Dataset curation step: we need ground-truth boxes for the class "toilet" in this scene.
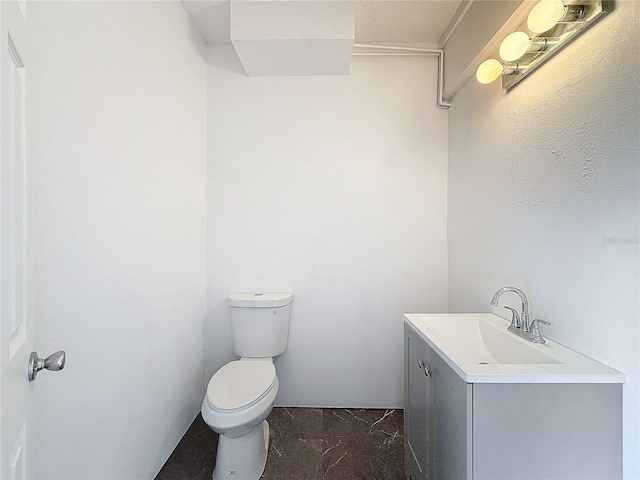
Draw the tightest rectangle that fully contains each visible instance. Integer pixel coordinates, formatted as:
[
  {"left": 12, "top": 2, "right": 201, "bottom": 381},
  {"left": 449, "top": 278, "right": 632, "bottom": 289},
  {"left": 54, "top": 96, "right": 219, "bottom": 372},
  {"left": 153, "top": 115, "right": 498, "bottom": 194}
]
[{"left": 201, "top": 292, "right": 293, "bottom": 480}]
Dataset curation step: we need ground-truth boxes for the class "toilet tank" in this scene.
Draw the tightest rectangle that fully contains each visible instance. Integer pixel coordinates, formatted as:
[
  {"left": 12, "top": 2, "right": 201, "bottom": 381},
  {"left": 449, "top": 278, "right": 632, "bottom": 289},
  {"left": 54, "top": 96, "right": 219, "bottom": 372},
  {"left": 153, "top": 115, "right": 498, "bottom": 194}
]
[{"left": 227, "top": 292, "right": 293, "bottom": 358}]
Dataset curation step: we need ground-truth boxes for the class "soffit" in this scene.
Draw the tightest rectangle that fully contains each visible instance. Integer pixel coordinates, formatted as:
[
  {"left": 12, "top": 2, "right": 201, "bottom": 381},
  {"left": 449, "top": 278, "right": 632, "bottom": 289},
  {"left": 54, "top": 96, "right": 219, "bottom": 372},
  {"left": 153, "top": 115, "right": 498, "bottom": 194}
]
[{"left": 180, "top": 0, "right": 463, "bottom": 46}]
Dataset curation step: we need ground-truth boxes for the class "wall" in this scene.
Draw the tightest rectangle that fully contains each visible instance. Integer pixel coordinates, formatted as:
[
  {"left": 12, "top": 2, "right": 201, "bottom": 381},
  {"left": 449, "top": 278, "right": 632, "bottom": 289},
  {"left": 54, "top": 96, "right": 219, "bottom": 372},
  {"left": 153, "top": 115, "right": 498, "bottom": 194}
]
[
  {"left": 447, "top": 1, "right": 640, "bottom": 477},
  {"left": 32, "top": 2, "right": 207, "bottom": 478},
  {"left": 206, "top": 46, "right": 448, "bottom": 408}
]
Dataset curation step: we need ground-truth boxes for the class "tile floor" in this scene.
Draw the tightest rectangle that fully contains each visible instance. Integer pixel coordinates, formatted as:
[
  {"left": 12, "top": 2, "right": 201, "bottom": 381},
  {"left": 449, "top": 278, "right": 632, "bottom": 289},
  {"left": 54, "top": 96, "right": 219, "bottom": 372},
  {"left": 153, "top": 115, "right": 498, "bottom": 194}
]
[{"left": 156, "top": 407, "right": 405, "bottom": 480}]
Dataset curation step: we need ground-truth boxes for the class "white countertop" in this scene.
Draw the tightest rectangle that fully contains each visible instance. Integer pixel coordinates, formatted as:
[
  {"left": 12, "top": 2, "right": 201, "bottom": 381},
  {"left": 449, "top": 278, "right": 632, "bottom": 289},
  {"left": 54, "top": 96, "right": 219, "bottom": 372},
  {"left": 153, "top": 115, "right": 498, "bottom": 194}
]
[{"left": 405, "top": 313, "right": 624, "bottom": 384}]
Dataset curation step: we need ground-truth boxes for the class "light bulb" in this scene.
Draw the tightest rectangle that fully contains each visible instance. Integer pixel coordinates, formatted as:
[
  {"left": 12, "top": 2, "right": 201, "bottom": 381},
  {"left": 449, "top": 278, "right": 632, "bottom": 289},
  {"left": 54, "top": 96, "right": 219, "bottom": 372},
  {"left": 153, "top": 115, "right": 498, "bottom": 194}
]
[
  {"left": 500, "top": 32, "right": 531, "bottom": 61},
  {"left": 527, "top": 0, "right": 566, "bottom": 33},
  {"left": 476, "top": 59, "right": 504, "bottom": 85}
]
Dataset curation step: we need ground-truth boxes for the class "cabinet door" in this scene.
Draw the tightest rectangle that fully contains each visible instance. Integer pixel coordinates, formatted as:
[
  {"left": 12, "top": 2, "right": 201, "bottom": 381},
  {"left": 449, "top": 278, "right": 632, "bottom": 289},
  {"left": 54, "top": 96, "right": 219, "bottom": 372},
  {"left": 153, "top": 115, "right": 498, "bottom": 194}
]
[
  {"left": 405, "top": 324, "right": 428, "bottom": 480},
  {"left": 428, "top": 346, "right": 472, "bottom": 480}
]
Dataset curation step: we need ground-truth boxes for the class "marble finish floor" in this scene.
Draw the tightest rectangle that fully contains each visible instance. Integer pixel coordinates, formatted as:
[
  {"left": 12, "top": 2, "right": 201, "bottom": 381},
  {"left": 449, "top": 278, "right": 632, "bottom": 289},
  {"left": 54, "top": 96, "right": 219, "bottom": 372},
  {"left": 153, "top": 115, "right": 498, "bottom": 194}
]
[{"left": 156, "top": 407, "right": 405, "bottom": 480}]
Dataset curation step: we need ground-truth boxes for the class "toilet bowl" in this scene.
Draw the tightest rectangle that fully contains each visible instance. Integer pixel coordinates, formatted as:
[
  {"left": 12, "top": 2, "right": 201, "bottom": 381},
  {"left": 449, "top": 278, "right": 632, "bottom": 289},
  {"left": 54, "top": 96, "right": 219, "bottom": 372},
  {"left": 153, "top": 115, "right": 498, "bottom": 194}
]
[
  {"left": 201, "top": 292, "right": 293, "bottom": 480},
  {"left": 202, "top": 359, "right": 278, "bottom": 438},
  {"left": 201, "top": 359, "right": 278, "bottom": 479}
]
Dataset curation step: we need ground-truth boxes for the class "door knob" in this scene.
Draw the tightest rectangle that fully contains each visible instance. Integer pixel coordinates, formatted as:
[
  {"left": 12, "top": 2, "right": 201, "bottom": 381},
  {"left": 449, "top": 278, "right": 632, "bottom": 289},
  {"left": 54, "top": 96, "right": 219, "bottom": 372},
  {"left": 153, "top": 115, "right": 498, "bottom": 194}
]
[{"left": 28, "top": 350, "right": 66, "bottom": 381}]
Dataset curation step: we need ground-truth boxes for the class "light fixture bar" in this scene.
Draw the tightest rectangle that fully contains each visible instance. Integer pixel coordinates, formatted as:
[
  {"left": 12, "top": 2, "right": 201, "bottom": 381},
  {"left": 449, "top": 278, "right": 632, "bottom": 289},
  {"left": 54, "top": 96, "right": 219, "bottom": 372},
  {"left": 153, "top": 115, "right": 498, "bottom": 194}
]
[
  {"left": 499, "top": 32, "right": 560, "bottom": 62},
  {"left": 529, "top": 1, "right": 586, "bottom": 33},
  {"left": 475, "top": 0, "right": 610, "bottom": 90},
  {"left": 476, "top": 59, "right": 529, "bottom": 84}
]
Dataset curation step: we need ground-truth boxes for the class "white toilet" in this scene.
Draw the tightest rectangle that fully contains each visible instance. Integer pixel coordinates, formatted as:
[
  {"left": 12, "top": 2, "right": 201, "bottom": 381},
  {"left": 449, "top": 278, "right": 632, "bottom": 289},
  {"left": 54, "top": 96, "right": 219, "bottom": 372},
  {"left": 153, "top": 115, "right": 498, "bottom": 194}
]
[{"left": 201, "top": 292, "right": 293, "bottom": 480}]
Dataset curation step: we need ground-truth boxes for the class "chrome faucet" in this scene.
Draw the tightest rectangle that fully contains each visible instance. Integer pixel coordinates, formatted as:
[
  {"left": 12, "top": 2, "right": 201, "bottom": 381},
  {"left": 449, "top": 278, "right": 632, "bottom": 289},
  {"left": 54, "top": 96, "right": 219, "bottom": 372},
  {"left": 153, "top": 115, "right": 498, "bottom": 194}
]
[
  {"left": 491, "top": 287, "right": 530, "bottom": 331},
  {"left": 490, "top": 287, "right": 550, "bottom": 343}
]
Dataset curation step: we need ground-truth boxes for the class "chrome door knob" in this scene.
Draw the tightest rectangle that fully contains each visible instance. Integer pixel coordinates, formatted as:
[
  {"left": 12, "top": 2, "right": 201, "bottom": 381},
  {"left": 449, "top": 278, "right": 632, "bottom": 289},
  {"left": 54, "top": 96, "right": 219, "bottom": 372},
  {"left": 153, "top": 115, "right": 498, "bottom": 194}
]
[{"left": 28, "top": 350, "right": 66, "bottom": 381}]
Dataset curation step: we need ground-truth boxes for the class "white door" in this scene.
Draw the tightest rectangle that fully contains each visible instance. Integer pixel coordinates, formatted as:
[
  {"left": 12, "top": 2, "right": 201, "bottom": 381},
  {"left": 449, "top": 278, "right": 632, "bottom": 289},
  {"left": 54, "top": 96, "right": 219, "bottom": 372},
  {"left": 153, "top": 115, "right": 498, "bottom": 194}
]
[{"left": 0, "top": 1, "right": 35, "bottom": 478}]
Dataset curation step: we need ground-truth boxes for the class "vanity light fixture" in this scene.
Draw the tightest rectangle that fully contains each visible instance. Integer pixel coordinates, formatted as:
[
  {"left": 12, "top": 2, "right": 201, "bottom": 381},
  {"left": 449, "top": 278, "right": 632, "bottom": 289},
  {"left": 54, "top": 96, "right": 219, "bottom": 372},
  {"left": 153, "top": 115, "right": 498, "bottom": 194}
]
[
  {"left": 476, "top": 0, "right": 610, "bottom": 89},
  {"left": 527, "top": 0, "right": 585, "bottom": 33},
  {"left": 499, "top": 31, "right": 558, "bottom": 62},
  {"left": 476, "top": 59, "right": 527, "bottom": 84}
]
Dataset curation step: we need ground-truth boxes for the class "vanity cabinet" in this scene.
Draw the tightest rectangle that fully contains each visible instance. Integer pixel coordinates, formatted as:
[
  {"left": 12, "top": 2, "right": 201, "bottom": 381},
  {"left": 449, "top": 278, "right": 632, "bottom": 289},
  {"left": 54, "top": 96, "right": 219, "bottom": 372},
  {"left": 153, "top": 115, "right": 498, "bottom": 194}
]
[
  {"left": 405, "top": 323, "right": 471, "bottom": 480},
  {"left": 404, "top": 321, "right": 623, "bottom": 480}
]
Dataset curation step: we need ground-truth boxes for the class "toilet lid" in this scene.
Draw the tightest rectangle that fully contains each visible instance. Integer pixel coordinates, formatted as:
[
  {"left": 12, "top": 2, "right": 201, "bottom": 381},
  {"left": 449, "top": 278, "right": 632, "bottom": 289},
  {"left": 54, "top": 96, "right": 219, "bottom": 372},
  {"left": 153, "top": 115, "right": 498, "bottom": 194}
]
[{"left": 206, "top": 361, "right": 276, "bottom": 412}]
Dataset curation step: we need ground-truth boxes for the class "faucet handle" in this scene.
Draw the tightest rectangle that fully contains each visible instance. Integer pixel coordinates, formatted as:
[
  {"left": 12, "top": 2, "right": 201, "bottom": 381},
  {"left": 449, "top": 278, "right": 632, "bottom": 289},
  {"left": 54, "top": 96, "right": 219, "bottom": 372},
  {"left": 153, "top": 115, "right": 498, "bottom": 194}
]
[
  {"left": 529, "top": 319, "right": 551, "bottom": 344},
  {"left": 503, "top": 306, "right": 521, "bottom": 329},
  {"left": 531, "top": 318, "right": 551, "bottom": 328}
]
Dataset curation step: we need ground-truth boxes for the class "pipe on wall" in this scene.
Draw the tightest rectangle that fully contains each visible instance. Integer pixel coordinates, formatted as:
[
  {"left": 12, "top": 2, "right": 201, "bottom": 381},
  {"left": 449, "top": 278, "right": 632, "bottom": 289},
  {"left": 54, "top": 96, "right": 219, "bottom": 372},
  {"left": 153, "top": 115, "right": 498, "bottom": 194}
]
[{"left": 353, "top": 44, "right": 452, "bottom": 109}]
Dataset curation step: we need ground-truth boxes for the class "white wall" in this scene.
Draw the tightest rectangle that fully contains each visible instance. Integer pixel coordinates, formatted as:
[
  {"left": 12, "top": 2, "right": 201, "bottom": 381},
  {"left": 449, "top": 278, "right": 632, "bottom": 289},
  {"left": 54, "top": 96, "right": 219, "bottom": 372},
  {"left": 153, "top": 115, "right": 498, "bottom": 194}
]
[
  {"left": 206, "top": 46, "right": 448, "bottom": 408},
  {"left": 32, "top": 2, "right": 207, "bottom": 478},
  {"left": 447, "top": 2, "right": 640, "bottom": 477}
]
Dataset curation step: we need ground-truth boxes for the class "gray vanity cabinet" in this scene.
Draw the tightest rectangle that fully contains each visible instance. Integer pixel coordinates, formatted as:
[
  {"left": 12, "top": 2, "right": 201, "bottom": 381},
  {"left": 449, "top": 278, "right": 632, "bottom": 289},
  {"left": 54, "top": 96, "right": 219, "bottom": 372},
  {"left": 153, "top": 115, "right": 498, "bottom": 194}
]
[
  {"left": 405, "top": 323, "right": 472, "bottom": 480},
  {"left": 429, "top": 346, "right": 472, "bottom": 480},
  {"left": 404, "top": 321, "right": 623, "bottom": 480},
  {"left": 405, "top": 325, "right": 428, "bottom": 480}
]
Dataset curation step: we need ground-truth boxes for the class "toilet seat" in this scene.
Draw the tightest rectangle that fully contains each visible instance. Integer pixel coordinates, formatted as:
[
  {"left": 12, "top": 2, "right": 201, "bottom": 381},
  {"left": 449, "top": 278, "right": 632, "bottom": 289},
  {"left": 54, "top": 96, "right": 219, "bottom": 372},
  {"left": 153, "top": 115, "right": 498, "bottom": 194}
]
[{"left": 206, "top": 360, "right": 276, "bottom": 413}]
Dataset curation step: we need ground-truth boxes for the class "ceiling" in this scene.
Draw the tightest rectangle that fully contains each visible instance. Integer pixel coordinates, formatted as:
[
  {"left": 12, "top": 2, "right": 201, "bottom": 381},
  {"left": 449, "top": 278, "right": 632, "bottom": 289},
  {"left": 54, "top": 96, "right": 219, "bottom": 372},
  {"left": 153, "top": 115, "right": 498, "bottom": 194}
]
[{"left": 180, "top": 0, "right": 463, "bottom": 46}]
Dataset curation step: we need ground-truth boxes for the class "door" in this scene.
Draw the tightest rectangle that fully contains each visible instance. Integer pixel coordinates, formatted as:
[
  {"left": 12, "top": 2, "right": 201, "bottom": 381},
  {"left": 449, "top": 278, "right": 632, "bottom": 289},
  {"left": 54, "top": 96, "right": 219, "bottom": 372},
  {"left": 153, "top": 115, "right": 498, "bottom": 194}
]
[
  {"left": 429, "top": 345, "right": 473, "bottom": 480},
  {"left": 404, "top": 324, "right": 429, "bottom": 480},
  {"left": 0, "top": 0, "right": 35, "bottom": 478}
]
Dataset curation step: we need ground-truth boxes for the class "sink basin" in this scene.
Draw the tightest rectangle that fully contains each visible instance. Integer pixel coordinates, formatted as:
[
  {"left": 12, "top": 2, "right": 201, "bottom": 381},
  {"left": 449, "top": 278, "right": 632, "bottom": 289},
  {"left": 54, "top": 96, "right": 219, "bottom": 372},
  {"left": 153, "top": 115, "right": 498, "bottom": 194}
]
[
  {"left": 404, "top": 313, "right": 624, "bottom": 383},
  {"left": 423, "top": 315, "right": 560, "bottom": 365}
]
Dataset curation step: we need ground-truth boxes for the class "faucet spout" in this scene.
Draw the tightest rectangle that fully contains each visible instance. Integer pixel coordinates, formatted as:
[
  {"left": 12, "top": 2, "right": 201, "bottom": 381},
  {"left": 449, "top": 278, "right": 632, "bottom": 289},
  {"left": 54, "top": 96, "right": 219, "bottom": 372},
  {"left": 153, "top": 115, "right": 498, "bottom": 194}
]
[{"left": 490, "top": 287, "right": 531, "bottom": 333}]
